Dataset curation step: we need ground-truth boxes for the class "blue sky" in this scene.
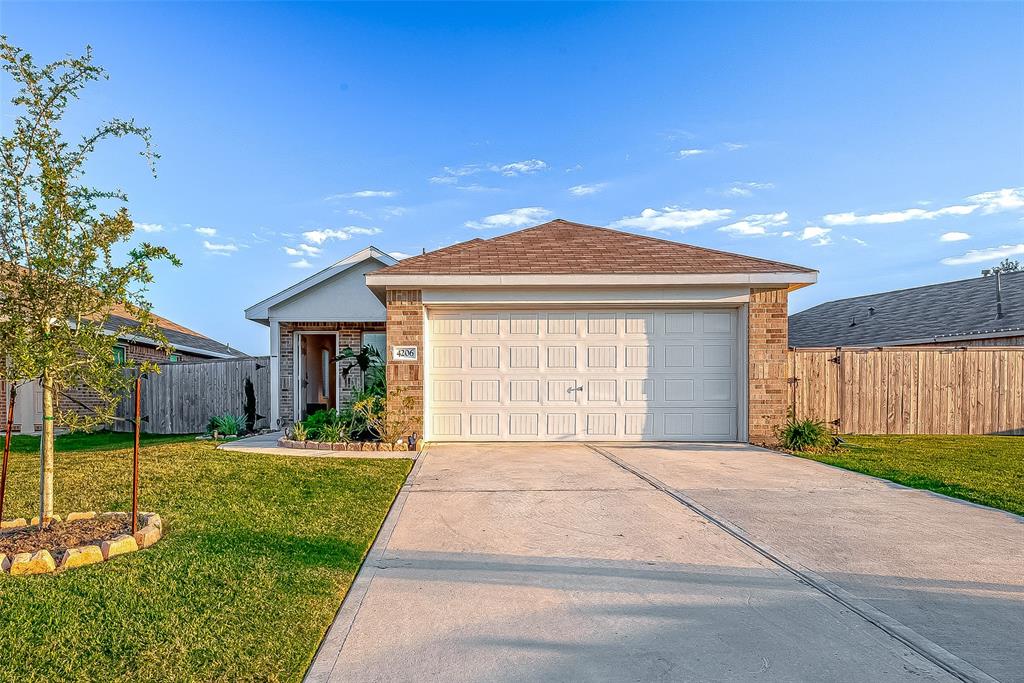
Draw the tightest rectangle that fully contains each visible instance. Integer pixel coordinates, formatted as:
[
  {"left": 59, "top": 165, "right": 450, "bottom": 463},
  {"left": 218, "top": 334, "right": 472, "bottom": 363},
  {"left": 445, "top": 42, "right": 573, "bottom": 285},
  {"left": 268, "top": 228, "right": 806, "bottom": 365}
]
[{"left": 3, "top": 2, "right": 1022, "bottom": 355}]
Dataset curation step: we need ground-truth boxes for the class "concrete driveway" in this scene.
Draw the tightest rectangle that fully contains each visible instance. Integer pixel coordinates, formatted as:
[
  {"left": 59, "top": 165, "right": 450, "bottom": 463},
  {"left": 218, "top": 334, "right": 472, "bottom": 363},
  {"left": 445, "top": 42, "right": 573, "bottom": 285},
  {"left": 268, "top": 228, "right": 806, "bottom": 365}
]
[{"left": 307, "top": 443, "right": 1022, "bottom": 683}]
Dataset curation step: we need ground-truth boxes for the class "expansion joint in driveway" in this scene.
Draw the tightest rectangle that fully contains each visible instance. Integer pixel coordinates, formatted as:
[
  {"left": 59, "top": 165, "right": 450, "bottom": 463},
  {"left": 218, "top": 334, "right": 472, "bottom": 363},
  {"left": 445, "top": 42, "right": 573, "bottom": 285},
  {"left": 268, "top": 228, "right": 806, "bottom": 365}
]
[{"left": 585, "top": 444, "right": 998, "bottom": 683}]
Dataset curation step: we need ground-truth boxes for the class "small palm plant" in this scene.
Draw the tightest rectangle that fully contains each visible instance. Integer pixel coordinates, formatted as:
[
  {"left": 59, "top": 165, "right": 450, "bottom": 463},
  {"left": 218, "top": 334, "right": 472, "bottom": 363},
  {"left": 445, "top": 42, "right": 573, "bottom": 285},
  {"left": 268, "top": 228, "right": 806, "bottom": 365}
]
[
  {"left": 208, "top": 414, "right": 245, "bottom": 437},
  {"left": 777, "top": 414, "right": 831, "bottom": 451},
  {"left": 290, "top": 421, "right": 308, "bottom": 441}
]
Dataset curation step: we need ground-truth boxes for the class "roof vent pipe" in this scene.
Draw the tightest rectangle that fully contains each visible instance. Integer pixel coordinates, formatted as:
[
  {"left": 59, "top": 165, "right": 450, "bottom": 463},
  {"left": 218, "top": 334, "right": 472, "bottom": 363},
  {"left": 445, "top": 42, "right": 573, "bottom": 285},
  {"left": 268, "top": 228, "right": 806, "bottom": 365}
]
[{"left": 996, "top": 270, "right": 1004, "bottom": 319}]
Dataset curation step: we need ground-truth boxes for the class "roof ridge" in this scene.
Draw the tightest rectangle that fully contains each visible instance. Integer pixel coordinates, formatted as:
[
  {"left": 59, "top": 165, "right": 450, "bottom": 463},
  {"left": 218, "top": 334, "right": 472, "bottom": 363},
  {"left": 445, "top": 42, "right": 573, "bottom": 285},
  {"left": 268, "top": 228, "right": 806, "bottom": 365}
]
[
  {"left": 796, "top": 269, "right": 1023, "bottom": 315},
  {"left": 486, "top": 219, "right": 815, "bottom": 273}
]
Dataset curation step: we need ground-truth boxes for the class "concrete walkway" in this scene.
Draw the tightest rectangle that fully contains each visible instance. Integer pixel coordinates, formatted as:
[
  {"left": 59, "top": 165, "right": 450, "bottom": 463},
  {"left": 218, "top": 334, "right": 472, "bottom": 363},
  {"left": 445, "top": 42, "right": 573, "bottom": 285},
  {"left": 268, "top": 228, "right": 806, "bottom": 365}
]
[{"left": 307, "top": 442, "right": 1022, "bottom": 682}]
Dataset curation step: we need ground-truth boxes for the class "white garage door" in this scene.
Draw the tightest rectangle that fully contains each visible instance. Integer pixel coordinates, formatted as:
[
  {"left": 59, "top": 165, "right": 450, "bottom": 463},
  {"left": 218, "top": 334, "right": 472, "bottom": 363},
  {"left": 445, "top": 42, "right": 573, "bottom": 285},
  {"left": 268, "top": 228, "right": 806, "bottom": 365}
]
[{"left": 426, "top": 308, "right": 740, "bottom": 441}]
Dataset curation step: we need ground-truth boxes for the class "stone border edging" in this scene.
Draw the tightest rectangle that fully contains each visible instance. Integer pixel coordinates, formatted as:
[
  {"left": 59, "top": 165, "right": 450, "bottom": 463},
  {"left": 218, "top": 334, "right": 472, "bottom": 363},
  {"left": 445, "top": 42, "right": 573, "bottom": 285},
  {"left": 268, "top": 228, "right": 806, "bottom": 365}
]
[
  {"left": 0, "top": 511, "right": 164, "bottom": 577},
  {"left": 278, "top": 437, "right": 414, "bottom": 452}
]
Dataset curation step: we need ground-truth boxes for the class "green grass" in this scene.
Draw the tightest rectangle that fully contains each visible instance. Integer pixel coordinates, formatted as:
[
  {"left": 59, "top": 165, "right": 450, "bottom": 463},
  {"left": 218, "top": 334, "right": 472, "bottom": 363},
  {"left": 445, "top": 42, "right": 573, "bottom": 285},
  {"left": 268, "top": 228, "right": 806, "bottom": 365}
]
[
  {"left": 795, "top": 434, "right": 1024, "bottom": 516},
  {"left": 0, "top": 433, "right": 412, "bottom": 681},
  {"left": 7, "top": 429, "right": 197, "bottom": 453}
]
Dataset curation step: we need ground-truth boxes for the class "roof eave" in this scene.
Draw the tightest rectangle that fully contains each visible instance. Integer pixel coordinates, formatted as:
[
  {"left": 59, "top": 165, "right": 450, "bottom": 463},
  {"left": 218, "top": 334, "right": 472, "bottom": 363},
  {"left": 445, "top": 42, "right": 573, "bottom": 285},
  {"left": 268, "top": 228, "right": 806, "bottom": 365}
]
[
  {"left": 245, "top": 246, "right": 397, "bottom": 321},
  {"left": 365, "top": 271, "right": 818, "bottom": 289}
]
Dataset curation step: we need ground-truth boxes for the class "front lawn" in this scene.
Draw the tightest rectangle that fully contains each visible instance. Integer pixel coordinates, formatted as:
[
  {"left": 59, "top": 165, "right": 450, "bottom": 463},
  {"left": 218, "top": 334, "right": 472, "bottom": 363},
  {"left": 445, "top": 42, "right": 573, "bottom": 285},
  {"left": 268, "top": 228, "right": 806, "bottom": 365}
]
[
  {"left": 0, "top": 434, "right": 412, "bottom": 681},
  {"left": 796, "top": 434, "right": 1024, "bottom": 516}
]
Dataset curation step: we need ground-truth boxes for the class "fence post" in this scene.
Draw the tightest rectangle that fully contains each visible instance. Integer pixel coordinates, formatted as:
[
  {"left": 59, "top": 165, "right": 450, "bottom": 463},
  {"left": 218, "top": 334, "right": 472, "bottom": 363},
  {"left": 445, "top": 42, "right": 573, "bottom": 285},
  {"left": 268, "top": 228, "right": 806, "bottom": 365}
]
[{"left": 0, "top": 384, "right": 15, "bottom": 522}]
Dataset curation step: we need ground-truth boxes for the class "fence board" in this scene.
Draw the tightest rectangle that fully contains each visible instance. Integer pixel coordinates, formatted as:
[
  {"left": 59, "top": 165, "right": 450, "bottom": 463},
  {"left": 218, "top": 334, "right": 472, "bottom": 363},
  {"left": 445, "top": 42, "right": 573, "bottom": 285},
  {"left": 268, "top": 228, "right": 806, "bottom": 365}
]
[
  {"left": 114, "top": 357, "right": 271, "bottom": 434},
  {"left": 790, "top": 347, "right": 1024, "bottom": 436}
]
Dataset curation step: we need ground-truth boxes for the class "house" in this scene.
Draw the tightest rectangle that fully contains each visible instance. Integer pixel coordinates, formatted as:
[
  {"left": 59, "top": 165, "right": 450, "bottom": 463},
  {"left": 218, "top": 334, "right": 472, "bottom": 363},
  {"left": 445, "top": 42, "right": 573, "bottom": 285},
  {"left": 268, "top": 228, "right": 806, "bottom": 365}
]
[
  {"left": 789, "top": 271, "right": 1024, "bottom": 348},
  {"left": 1, "top": 306, "right": 245, "bottom": 434},
  {"left": 247, "top": 220, "right": 816, "bottom": 443}
]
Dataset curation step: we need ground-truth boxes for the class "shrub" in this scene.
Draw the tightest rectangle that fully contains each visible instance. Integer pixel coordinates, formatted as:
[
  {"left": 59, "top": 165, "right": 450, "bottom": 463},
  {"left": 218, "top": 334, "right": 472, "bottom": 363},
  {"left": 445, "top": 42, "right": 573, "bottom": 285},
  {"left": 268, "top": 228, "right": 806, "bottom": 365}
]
[
  {"left": 290, "top": 421, "right": 308, "bottom": 441},
  {"left": 208, "top": 414, "right": 245, "bottom": 436},
  {"left": 317, "top": 422, "right": 348, "bottom": 443},
  {"left": 353, "top": 388, "right": 420, "bottom": 444},
  {"left": 777, "top": 415, "right": 831, "bottom": 451}
]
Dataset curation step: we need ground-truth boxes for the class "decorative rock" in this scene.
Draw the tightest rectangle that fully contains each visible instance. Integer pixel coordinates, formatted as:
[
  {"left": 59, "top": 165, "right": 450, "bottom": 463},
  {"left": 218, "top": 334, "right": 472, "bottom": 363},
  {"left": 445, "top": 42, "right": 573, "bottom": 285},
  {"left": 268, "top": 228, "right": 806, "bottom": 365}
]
[
  {"left": 1, "top": 553, "right": 9, "bottom": 572},
  {"left": 9, "top": 549, "right": 56, "bottom": 576},
  {"left": 60, "top": 545, "right": 104, "bottom": 569},
  {"left": 318, "top": 441, "right": 333, "bottom": 450},
  {"left": 133, "top": 524, "right": 162, "bottom": 548},
  {"left": 304, "top": 441, "right": 319, "bottom": 450},
  {"left": 140, "top": 513, "right": 162, "bottom": 530},
  {"left": 29, "top": 515, "right": 62, "bottom": 526},
  {"left": 332, "top": 442, "right": 346, "bottom": 451},
  {"left": 101, "top": 534, "right": 139, "bottom": 560},
  {"left": 0, "top": 518, "right": 27, "bottom": 530},
  {"left": 98, "top": 511, "right": 129, "bottom": 522},
  {"left": 66, "top": 511, "right": 96, "bottom": 522}
]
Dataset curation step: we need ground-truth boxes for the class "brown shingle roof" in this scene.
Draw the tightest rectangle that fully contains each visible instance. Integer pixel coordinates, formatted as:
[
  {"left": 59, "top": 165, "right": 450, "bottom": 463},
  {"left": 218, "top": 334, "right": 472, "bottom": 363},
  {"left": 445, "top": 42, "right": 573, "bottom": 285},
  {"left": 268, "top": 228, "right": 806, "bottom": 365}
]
[{"left": 377, "top": 219, "right": 815, "bottom": 275}]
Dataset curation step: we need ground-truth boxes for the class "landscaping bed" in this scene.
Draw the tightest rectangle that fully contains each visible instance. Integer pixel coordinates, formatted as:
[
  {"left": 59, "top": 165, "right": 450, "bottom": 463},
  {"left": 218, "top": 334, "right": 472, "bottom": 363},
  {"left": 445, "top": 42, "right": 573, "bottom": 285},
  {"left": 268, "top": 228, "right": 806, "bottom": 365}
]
[
  {"left": 1, "top": 516, "right": 127, "bottom": 557},
  {"left": 278, "top": 436, "right": 414, "bottom": 451},
  {"left": 0, "top": 432, "right": 412, "bottom": 681}
]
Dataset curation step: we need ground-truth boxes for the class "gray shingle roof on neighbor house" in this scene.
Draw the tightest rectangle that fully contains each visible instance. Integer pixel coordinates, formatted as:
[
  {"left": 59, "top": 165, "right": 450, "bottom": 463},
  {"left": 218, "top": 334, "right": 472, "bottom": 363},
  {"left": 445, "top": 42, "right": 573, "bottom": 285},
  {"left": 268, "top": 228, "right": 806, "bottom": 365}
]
[
  {"left": 789, "top": 270, "right": 1024, "bottom": 347},
  {"left": 105, "top": 314, "right": 247, "bottom": 358}
]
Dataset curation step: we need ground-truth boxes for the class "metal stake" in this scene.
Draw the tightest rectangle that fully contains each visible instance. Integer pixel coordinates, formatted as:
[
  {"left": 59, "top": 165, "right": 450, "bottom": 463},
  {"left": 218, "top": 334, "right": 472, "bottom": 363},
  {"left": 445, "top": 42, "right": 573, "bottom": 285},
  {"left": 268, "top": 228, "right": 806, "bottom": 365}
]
[{"left": 131, "top": 372, "right": 141, "bottom": 534}]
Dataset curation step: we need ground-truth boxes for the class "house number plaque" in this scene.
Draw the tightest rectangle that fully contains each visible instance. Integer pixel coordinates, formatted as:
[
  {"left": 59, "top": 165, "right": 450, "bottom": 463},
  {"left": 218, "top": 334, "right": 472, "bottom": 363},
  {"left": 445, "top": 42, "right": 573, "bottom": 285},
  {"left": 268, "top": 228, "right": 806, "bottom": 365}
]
[{"left": 392, "top": 345, "right": 418, "bottom": 361}]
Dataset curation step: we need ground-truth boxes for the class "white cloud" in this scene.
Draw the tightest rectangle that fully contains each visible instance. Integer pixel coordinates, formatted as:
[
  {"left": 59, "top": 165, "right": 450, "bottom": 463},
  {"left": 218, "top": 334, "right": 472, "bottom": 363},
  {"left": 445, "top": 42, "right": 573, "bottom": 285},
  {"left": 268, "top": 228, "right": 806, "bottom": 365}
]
[
  {"left": 301, "top": 226, "right": 382, "bottom": 244},
  {"left": 492, "top": 159, "right": 548, "bottom": 177},
  {"left": 723, "top": 142, "right": 747, "bottom": 151},
  {"left": 824, "top": 205, "right": 976, "bottom": 226},
  {"left": 613, "top": 206, "right": 733, "bottom": 232},
  {"left": 194, "top": 226, "right": 217, "bottom": 237},
  {"left": 289, "top": 259, "right": 313, "bottom": 269},
  {"left": 346, "top": 209, "right": 372, "bottom": 219},
  {"left": 203, "top": 240, "right": 238, "bottom": 253},
  {"left": 283, "top": 244, "right": 322, "bottom": 257},
  {"left": 966, "top": 187, "right": 1024, "bottom": 213},
  {"left": 324, "top": 190, "right": 397, "bottom": 200},
  {"left": 430, "top": 165, "right": 483, "bottom": 184},
  {"left": 465, "top": 207, "right": 552, "bottom": 230},
  {"left": 842, "top": 236, "right": 869, "bottom": 246},
  {"left": 382, "top": 206, "right": 408, "bottom": 218},
  {"left": 388, "top": 251, "right": 414, "bottom": 260},
  {"left": 823, "top": 187, "right": 1024, "bottom": 226},
  {"left": 718, "top": 212, "right": 789, "bottom": 236},
  {"left": 941, "top": 243, "right": 1024, "bottom": 266},
  {"left": 797, "top": 226, "right": 832, "bottom": 246},
  {"left": 133, "top": 222, "right": 164, "bottom": 233},
  {"left": 678, "top": 149, "right": 707, "bottom": 158},
  {"left": 455, "top": 184, "right": 500, "bottom": 192},
  {"left": 940, "top": 231, "right": 971, "bottom": 242},
  {"left": 568, "top": 183, "right": 607, "bottom": 196},
  {"left": 723, "top": 181, "right": 774, "bottom": 198}
]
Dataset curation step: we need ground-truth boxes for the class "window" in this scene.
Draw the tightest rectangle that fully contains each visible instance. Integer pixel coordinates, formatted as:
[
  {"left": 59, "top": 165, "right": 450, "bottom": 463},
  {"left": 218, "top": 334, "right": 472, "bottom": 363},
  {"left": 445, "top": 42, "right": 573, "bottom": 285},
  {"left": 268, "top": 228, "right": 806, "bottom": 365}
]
[
  {"left": 112, "top": 345, "right": 127, "bottom": 365},
  {"left": 168, "top": 354, "right": 181, "bottom": 363},
  {"left": 363, "top": 332, "right": 386, "bottom": 359}
]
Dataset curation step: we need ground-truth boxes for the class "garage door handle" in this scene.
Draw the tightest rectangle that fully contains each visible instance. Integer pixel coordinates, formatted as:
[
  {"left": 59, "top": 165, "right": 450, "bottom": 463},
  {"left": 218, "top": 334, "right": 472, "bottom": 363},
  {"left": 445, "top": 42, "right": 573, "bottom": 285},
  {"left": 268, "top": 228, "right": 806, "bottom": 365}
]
[{"left": 568, "top": 385, "right": 583, "bottom": 392}]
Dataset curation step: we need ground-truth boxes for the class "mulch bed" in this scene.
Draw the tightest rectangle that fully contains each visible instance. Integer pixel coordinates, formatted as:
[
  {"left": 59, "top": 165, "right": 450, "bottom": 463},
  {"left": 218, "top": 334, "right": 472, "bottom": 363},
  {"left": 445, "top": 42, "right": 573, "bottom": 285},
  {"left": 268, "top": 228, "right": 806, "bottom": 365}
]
[{"left": 0, "top": 518, "right": 129, "bottom": 557}]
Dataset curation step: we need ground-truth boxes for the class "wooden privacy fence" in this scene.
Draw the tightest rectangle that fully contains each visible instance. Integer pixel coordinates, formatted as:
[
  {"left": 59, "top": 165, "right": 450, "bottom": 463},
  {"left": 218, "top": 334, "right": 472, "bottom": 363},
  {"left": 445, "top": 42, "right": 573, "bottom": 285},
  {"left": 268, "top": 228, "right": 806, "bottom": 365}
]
[
  {"left": 789, "top": 347, "right": 1024, "bottom": 436},
  {"left": 114, "top": 357, "right": 271, "bottom": 434}
]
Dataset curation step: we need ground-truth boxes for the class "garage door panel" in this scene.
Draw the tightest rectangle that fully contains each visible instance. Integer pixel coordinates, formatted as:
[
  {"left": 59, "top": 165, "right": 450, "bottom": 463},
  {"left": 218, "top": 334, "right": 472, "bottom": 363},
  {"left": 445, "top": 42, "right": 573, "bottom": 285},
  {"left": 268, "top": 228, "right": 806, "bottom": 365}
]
[{"left": 426, "top": 308, "right": 739, "bottom": 442}]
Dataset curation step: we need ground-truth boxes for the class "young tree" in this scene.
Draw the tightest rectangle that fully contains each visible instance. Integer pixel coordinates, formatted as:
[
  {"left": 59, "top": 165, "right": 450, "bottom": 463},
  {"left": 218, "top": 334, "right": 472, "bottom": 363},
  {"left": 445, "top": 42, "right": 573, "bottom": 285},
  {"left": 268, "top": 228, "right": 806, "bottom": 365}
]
[
  {"left": 0, "top": 37, "right": 178, "bottom": 524},
  {"left": 982, "top": 258, "right": 1021, "bottom": 276}
]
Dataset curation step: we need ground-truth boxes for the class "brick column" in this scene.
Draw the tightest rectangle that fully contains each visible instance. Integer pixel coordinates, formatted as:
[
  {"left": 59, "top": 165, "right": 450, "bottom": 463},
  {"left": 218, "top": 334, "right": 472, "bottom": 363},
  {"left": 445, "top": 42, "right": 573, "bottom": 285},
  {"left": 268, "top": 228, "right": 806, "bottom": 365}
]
[
  {"left": 748, "top": 287, "right": 789, "bottom": 444},
  {"left": 385, "top": 289, "right": 424, "bottom": 438}
]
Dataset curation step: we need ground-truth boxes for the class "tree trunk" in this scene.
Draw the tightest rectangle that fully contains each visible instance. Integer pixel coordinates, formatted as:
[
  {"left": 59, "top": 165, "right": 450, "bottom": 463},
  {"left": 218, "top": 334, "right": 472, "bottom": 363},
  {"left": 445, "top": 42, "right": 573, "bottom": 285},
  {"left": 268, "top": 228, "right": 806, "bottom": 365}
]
[{"left": 39, "top": 372, "right": 54, "bottom": 526}]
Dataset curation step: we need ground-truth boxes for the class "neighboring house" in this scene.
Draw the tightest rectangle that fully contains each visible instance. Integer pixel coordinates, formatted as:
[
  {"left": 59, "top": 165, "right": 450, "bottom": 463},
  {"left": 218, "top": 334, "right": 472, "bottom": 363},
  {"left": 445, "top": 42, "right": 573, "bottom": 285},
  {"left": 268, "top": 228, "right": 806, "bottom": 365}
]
[
  {"left": 247, "top": 220, "right": 816, "bottom": 443},
  {"left": 789, "top": 271, "right": 1024, "bottom": 348},
  {"left": 1, "top": 306, "right": 245, "bottom": 434}
]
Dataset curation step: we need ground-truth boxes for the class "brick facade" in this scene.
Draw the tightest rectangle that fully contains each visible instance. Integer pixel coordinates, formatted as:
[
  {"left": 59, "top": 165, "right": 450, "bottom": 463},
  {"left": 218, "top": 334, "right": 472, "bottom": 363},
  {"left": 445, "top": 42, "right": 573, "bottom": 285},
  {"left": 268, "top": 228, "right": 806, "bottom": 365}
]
[
  {"left": 277, "top": 321, "right": 386, "bottom": 425},
  {"left": 747, "top": 287, "right": 790, "bottom": 444},
  {"left": 384, "top": 290, "right": 424, "bottom": 436}
]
